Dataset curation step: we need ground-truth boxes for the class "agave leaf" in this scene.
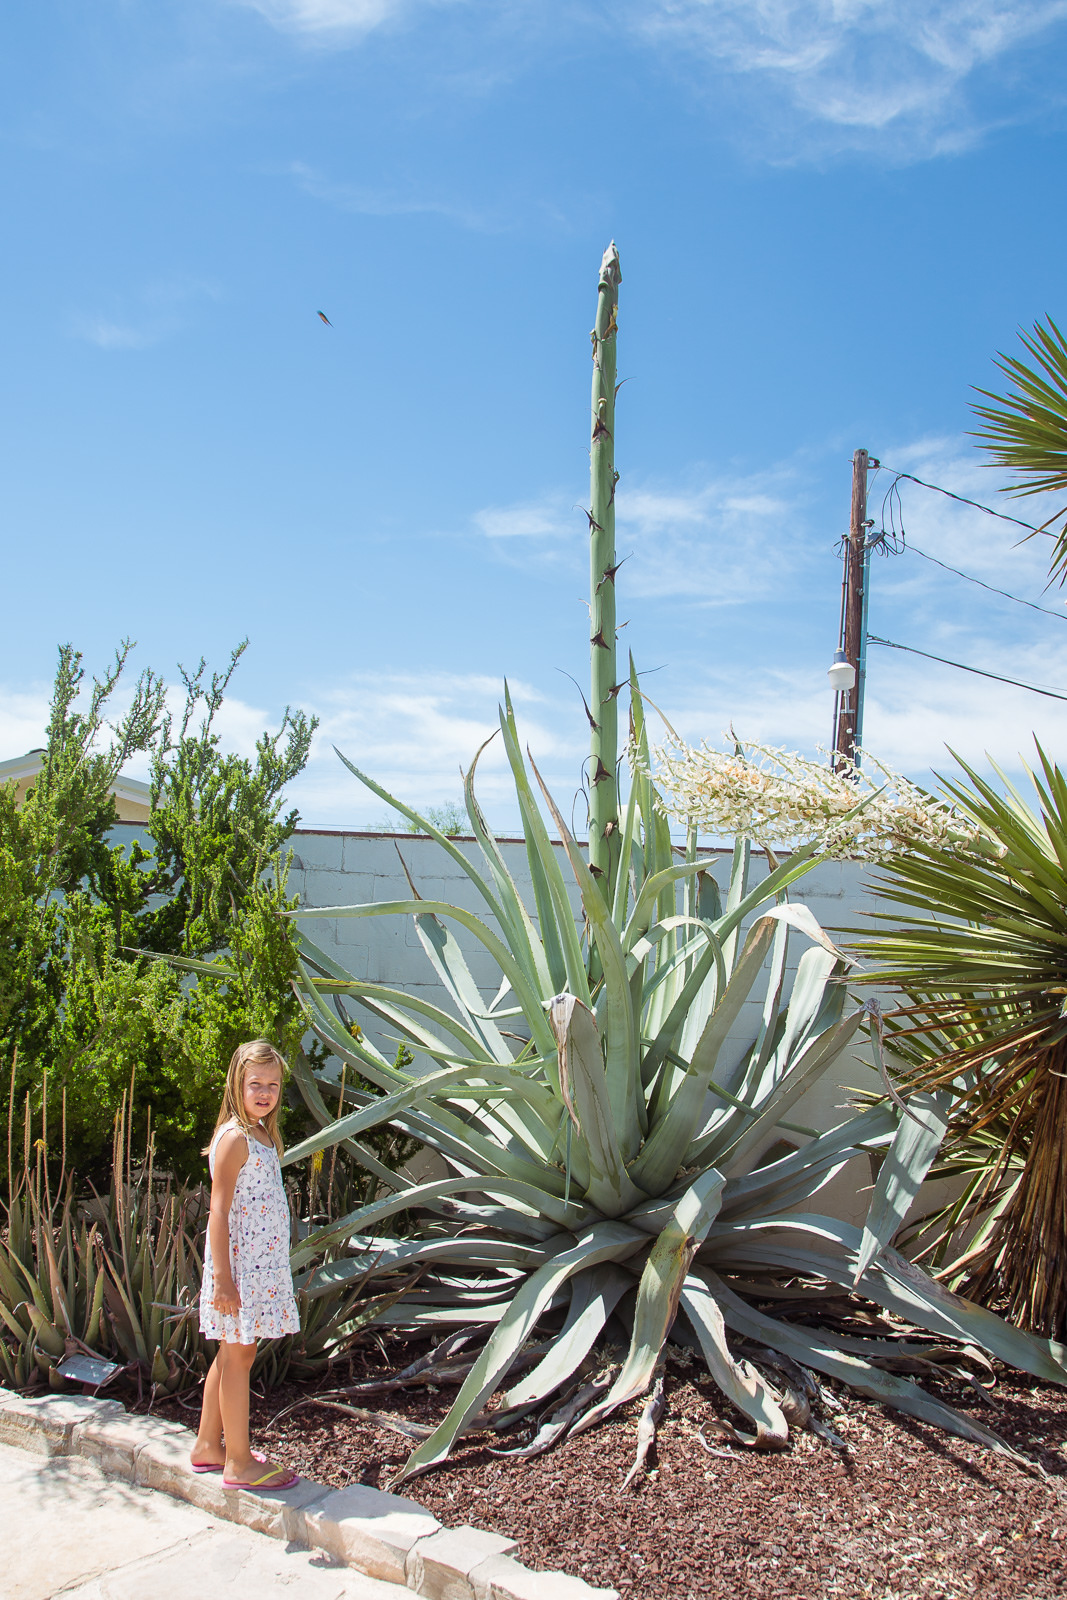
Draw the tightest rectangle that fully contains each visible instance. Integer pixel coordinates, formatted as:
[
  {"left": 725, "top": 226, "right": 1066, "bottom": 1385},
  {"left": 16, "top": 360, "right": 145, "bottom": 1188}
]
[
  {"left": 714, "top": 1005, "right": 865, "bottom": 1176},
  {"left": 628, "top": 918, "right": 778, "bottom": 1194},
  {"left": 24, "top": 1304, "right": 65, "bottom": 1360},
  {"left": 309, "top": 971, "right": 504, "bottom": 1065},
  {"left": 712, "top": 846, "right": 829, "bottom": 957},
  {"left": 0, "top": 1297, "right": 32, "bottom": 1341},
  {"left": 878, "top": 1247, "right": 1067, "bottom": 1384},
  {"left": 505, "top": 1263, "right": 632, "bottom": 1408},
  {"left": 289, "top": 1049, "right": 408, "bottom": 1195},
  {"left": 424, "top": 1198, "right": 562, "bottom": 1243},
  {"left": 392, "top": 1220, "right": 648, "bottom": 1482},
  {"left": 294, "top": 897, "right": 557, "bottom": 1060},
  {"left": 719, "top": 1102, "right": 900, "bottom": 1221},
  {"left": 572, "top": 1166, "right": 726, "bottom": 1435},
  {"left": 736, "top": 944, "right": 847, "bottom": 1104},
  {"left": 500, "top": 689, "right": 591, "bottom": 1007},
  {"left": 531, "top": 758, "right": 645, "bottom": 1159},
  {"left": 548, "top": 995, "right": 647, "bottom": 1216},
  {"left": 853, "top": 1092, "right": 951, "bottom": 1285},
  {"left": 373, "top": 1299, "right": 518, "bottom": 1329},
  {"left": 388, "top": 1102, "right": 571, "bottom": 1194},
  {"left": 708, "top": 1213, "right": 1067, "bottom": 1387},
  {"left": 610, "top": 756, "right": 643, "bottom": 927},
  {"left": 702, "top": 1270, "right": 1031, "bottom": 1465},
  {"left": 393, "top": 874, "right": 557, "bottom": 1159},
  {"left": 293, "top": 1175, "right": 589, "bottom": 1269},
  {"left": 303, "top": 1235, "right": 560, "bottom": 1296},
  {"left": 293, "top": 966, "right": 416, "bottom": 1090},
  {"left": 639, "top": 916, "right": 727, "bottom": 1093},
  {"left": 332, "top": 746, "right": 512, "bottom": 924},
  {"left": 462, "top": 734, "right": 555, "bottom": 998},
  {"left": 396, "top": 854, "right": 516, "bottom": 1066},
  {"left": 679, "top": 1273, "right": 788, "bottom": 1447},
  {"left": 494, "top": 1372, "right": 615, "bottom": 1459},
  {"left": 624, "top": 859, "right": 719, "bottom": 953},
  {"left": 748, "top": 917, "right": 790, "bottom": 1082},
  {"left": 283, "top": 1056, "right": 552, "bottom": 1169}
]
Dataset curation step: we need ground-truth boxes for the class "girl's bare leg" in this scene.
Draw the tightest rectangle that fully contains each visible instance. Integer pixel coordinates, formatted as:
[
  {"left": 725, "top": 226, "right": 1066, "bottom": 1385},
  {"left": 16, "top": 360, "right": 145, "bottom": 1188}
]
[
  {"left": 218, "top": 1341, "right": 256, "bottom": 1479},
  {"left": 217, "top": 1342, "right": 285, "bottom": 1482},
  {"left": 190, "top": 1352, "right": 225, "bottom": 1468}
]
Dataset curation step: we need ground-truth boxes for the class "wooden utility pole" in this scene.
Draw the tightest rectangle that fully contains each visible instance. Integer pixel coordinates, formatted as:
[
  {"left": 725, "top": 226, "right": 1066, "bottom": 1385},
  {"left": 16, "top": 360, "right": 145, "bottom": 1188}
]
[{"left": 833, "top": 448, "right": 869, "bottom": 768}]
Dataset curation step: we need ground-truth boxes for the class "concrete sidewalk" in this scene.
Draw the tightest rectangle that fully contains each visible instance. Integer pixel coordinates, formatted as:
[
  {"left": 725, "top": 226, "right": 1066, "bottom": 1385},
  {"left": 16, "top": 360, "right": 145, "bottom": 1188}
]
[{"left": 1, "top": 1441, "right": 408, "bottom": 1600}]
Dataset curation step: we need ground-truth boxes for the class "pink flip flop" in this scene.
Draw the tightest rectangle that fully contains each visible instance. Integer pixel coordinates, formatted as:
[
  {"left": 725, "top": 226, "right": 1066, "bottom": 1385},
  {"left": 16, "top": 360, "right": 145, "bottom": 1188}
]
[{"left": 222, "top": 1465, "right": 300, "bottom": 1492}]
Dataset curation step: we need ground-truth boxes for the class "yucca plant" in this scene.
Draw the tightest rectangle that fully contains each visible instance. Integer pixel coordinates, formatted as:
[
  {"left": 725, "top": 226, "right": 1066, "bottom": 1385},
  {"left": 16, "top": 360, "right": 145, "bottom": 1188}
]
[
  {"left": 854, "top": 742, "right": 1067, "bottom": 1342},
  {"left": 276, "top": 245, "right": 1067, "bottom": 1484},
  {"left": 971, "top": 314, "right": 1067, "bottom": 586}
]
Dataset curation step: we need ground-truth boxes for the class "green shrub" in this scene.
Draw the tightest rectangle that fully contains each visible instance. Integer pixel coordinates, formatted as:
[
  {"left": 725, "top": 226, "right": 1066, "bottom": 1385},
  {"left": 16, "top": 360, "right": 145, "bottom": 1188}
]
[{"left": 1, "top": 640, "right": 315, "bottom": 1187}]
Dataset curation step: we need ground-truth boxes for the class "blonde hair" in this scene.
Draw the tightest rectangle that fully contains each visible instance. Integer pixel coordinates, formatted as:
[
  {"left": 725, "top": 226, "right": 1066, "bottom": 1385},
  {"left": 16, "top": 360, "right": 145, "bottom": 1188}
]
[{"left": 206, "top": 1039, "right": 288, "bottom": 1157}]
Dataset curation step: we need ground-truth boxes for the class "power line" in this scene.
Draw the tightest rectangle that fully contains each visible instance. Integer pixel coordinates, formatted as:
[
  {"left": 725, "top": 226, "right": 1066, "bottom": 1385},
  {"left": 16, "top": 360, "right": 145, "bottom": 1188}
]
[
  {"left": 902, "top": 541, "right": 1067, "bottom": 622},
  {"left": 863, "top": 460, "right": 1066, "bottom": 620},
  {"left": 874, "top": 464, "right": 1048, "bottom": 536},
  {"left": 866, "top": 634, "right": 1067, "bottom": 703}
]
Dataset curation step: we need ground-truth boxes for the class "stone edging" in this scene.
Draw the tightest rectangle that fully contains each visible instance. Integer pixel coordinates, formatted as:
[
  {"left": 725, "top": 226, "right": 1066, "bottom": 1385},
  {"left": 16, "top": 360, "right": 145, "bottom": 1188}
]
[{"left": 0, "top": 1388, "right": 617, "bottom": 1600}]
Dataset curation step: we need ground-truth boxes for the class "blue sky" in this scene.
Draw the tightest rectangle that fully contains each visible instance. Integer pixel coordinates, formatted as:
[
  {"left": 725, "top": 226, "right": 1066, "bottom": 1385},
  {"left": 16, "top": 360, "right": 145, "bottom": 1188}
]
[{"left": 4, "top": 1, "right": 1067, "bottom": 829}]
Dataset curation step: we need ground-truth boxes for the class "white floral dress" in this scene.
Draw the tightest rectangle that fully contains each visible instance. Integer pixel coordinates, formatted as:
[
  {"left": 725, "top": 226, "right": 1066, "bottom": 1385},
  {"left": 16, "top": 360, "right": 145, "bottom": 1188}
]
[{"left": 199, "top": 1119, "right": 300, "bottom": 1345}]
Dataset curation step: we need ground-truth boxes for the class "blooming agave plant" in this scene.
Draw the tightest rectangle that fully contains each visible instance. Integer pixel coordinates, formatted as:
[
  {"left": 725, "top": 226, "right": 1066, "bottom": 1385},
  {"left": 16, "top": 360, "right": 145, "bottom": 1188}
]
[
  {"left": 281, "top": 248, "right": 1066, "bottom": 1482},
  {"left": 282, "top": 685, "right": 1066, "bottom": 1482}
]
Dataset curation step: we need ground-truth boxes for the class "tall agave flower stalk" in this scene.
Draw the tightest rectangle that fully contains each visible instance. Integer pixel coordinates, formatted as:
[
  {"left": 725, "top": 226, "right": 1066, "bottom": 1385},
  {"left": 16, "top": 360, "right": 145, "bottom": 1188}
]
[
  {"left": 587, "top": 242, "right": 622, "bottom": 898},
  {"left": 280, "top": 248, "right": 1067, "bottom": 1483}
]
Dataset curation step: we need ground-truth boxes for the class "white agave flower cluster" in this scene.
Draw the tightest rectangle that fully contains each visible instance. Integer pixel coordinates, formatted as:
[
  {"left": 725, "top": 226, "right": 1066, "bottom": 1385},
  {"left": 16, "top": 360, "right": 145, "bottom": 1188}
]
[{"left": 648, "top": 737, "right": 975, "bottom": 862}]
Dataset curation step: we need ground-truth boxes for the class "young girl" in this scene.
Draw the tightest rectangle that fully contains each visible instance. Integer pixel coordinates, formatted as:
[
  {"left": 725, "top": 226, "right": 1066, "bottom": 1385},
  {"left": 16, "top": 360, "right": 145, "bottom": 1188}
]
[{"left": 191, "top": 1039, "right": 301, "bottom": 1489}]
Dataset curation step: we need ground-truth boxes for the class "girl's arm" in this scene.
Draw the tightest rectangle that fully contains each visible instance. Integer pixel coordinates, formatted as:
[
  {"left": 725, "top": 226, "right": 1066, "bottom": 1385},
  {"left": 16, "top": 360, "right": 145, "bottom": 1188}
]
[{"left": 207, "top": 1128, "right": 248, "bottom": 1315}]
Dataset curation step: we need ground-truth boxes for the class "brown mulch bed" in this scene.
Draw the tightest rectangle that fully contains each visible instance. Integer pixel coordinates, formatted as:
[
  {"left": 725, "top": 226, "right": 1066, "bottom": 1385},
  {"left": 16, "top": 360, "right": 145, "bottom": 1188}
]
[{"left": 142, "top": 1336, "right": 1067, "bottom": 1600}]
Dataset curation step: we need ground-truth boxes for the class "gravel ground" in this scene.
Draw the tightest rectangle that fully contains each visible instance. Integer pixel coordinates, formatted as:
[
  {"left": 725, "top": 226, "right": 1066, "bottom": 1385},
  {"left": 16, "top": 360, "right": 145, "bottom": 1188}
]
[{"left": 148, "top": 1334, "right": 1067, "bottom": 1600}]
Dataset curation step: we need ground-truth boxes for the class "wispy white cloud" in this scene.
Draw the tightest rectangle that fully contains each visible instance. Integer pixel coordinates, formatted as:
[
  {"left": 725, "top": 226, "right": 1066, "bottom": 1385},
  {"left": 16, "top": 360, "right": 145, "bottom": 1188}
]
[
  {"left": 0, "top": 690, "right": 52, "bottom": 766},
  {"left": 285, "top": 670, "right": 577, "bottom": 828},
  {"left": 619, "top": 478, "right": 799, "bottom": 604},
  {"left": 69, "top": 276, "right": 221, "bottom": 352},
  {"left": 233, "top": 0, "right": 423, "bottom": 35},
  {"left": 635, "top": 0, "right": 1067, "bottom": 157},
  {"left": 282, "top": 160, "right": 496, "bottom": 230},
  {"left": 473, "top": 496, "right": 576, "bottom": 540},
  {"left": 232, "top": 0, "right": 1067, "bottom": 160},
  {"left": 473, "top": 464, "right": 806, "bottom": 605}
]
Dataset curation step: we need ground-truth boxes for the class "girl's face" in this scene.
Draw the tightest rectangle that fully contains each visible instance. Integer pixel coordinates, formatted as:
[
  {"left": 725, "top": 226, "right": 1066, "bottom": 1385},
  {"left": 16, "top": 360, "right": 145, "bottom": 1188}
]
[{"left": 242, "top": 1064, "right": 282, "bottom": 1122}]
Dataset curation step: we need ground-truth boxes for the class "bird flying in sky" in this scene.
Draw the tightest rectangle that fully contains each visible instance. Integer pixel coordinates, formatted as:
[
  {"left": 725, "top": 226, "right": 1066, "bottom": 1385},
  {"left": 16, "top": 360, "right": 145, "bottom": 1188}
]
[{"left": 317, "top": 311, "right": 332, "bottom": 326}]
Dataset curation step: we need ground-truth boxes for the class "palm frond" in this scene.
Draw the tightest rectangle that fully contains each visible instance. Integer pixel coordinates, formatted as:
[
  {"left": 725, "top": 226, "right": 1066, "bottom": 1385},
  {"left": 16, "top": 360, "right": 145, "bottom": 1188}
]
[{"left": 971, "top": 316, "right": 1067, "bottom": 585}]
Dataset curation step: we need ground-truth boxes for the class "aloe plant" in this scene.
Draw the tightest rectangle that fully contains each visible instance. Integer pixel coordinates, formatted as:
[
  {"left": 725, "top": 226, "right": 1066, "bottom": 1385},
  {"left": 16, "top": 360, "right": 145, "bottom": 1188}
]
[
  {"left": 0, "top": 1080, "right": 410, "bottom": 1394},
  {"left": 281, "top": 245, "right": 1067, "bottom": 1482},
  {"left": 0, "top": 1089, "right": 207, "bottom": 1394}
]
